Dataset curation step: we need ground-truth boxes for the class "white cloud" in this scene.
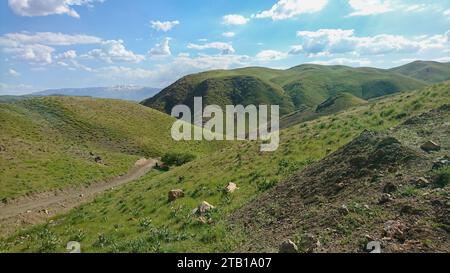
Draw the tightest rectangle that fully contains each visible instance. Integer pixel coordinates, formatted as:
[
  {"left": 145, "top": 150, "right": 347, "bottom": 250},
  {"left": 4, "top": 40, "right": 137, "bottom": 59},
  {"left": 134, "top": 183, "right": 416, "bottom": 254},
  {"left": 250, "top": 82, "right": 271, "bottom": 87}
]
[
  {"left": 308, "top": 57, "right": 372, "bottom": 67},
  {"left": 256, "top": 50, "right": 288, "bottom": 61},
  {"left": 255, "top": 0, "right": 328, "bottom": 20},
  {"left": 85, "top": 40, "right": 145, "bottom": 63},
  {"left": 150, "top": 20, "right": 180, "bottom": 32},
  {"left": 149, "top": 37, "right": 171, "bottom": 56},
  {"left": 293, "top": 29, "right": 450, "bottom": 57},
  {"left": 56, "top": 50, "right": 77, "bottom": 60},
  {"left": 444, "top": 9, "right": 450, "bottom": 16},
  {"left": 0, "top": 32, "right": 102, "bottom": 47},
  {"left": 223, "top": 14, "right": 249, "bottom": 25},
  {"left": 187, "top": 42, "right": 235, "bottom": 55},
  {"left": 95, "top": 54, "right": 249, "bottom": 87},
  {"left": 347, "top": 0, "right": 394, "bottom": 16},
  {"left": 4, "top": 44, "right": 55, "bottom": 64},
  {"left": 8, "top": 0, "right": 106, "bottom": 18},
  {"left": 8, "top": 69, "right": 21, "bottom": 77},
  {"left": 222, "top": 32, "right": 236, "bottom": 38}
]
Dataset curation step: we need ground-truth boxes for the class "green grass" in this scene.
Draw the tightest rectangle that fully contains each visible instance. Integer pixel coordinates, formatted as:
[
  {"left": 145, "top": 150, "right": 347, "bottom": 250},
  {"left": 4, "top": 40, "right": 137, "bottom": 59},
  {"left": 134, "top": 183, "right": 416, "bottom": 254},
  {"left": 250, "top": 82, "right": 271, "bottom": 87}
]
[
  {"left": 2, "top": 83, "right": 448, "bottom": 253},
  {"left": 0, "top": 96, "right": 225, "bottom": 199}
]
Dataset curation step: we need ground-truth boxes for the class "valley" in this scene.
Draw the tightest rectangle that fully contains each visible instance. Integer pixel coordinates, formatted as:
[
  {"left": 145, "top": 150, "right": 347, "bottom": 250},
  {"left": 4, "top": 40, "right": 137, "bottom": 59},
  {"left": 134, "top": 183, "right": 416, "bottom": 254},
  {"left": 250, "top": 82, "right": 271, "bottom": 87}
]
[{"left": 0, "top": 62, "right": 448, "bottom": 252}]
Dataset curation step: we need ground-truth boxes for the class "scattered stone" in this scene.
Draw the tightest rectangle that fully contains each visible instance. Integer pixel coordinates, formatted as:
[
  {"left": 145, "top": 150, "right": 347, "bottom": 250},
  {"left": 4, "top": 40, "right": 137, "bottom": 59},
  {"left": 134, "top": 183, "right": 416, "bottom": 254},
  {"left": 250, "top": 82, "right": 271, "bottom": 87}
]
[
  {"left": 379, "top": 193, "right": 393, "bottom": 204},
  {"left": 279, "top": 240, "right": 298, "bottom": 253},
  {"left": 168, "top": 189, "right": 185, "bottom": 202},
  {"left": 300, "top": 234, "right": 320, "bottom": 253},
  {"left": 197, "top": 201, "right": 215, "bottom": 215},
  {"left": 26, "top": 210, "right": 32, "bottom": 214},
  {"left": 79, "top": 194, "right": 84, "bottom": 198},
  {"left": 336, "top": 182, "right": 346, "bottom": 191},
  {"left": 383, "top": 220, "right": 407, "bottom": 241},
  {"left": 40, "top": 209, "right": 50, "bottom": 215},
  {"left": 421, "top": 141, "right": 441, "bottom": 152},
  {"left": 225, "top": 182, "right": 238, "bottom": 193},
  {"left": 432, "top": 156, "right": 450, "bottom": 170},
  {"left": 338, "top": 204, "right": 350, "bottom": 215},
  {"left": 0, "top": 145, "right": 6, "bottom": 152},
  {"left": 414, "top": 177, "right": 431, "bottom": 188},
  {"left": 383, "top": 182, "right": 397, "bottom": 194}
]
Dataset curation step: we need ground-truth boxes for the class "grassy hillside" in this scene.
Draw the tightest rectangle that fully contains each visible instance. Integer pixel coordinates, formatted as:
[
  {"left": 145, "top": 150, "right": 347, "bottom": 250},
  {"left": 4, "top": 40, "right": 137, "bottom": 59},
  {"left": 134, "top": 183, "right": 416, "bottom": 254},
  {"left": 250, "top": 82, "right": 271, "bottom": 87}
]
[
  {"left": 279, "top": 92, "right": 367, "bottom": 129},
  {"left": 391, "top": 61, "right": 450, "bottom": 83},
  {"left": 142, "top": 63, "right": 427, "bottom": 116},
  {"left": 2, "top": 82, "right": 448, "bottom": 253},
  {"left": 0, "top": 97, "right": 224, "bottom": 200}
]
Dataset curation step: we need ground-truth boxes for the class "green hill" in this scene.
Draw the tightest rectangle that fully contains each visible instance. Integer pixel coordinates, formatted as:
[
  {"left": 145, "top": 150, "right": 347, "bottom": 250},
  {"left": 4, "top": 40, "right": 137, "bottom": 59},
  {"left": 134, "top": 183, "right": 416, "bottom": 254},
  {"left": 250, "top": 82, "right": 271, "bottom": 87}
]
[
  {"left": 390, "top": 61, "right": 450, "bottom": 83},
  {"left": 142, "top": 63, "right": 427, "bottom": 116},
  {"left": 315, "top": 92, "right": 367, "bottom": 114},
  {"left": 0, "top": 97, "right": 224, "bottom": 200},
  {"left": 3, "top": 82, "right": 448, "bottom": 252}
]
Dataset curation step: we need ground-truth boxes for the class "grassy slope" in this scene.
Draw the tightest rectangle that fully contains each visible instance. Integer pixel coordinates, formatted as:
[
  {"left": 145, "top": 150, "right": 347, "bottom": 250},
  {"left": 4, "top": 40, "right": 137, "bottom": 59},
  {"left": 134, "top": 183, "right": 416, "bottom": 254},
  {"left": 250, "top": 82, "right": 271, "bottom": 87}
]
[
  {"left": 143, "top": 63, "right": 427, "bottom": 116},
  {"left": 390, "top": 61, "right": 450, "bottom": 83},
  {"left": 0, "top": 97, "right": 224, "bottom": 200},
  {"left": 2, "top": 83, "right": 448, "bottom": 253}
]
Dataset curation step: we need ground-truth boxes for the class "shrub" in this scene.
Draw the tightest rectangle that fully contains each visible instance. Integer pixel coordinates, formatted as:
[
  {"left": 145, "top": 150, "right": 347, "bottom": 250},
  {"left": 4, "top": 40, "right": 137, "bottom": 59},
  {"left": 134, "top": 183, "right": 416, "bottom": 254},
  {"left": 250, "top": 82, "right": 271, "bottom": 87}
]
[
  {"left": 162, "top": 152, "right": 196, "bottom": 166},
  {"left": 434, "top": 167, "right": 450, "bottom": 188}
]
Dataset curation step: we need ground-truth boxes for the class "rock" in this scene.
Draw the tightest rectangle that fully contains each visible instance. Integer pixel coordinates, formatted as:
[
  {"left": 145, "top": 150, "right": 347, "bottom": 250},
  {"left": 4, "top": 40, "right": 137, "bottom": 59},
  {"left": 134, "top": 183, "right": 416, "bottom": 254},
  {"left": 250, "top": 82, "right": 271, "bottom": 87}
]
[
  {"left": 414, "top": 177, "right": 430, "bottom": 188},
  {"left": 421, "top": 141, "right": 441, "bottom": 152},
  {"left": 379, "top": 193, "right": 393, "bottom": 204},
  {"left": 94, "top": 156, "right": 103, "bottom": 163},
  {"left": 383, "top": 182, "right": 397, "bottom": 194},
  {"left": 225, "top": 182, "right": 238, "bottom": 193},
  {"left": 0, "top": 145, "right": 6, "bottom": 152},
  {"left": 168, "top": 189, "right": 185, "bottom": 202},
  {"left": 338, "top": 204, "right": 350, "bottom": 215},
  {"left": 197, "top": 201, "right": 215, "bottom": 215},
  {"left": 335, "top": 182, "right": 346, "bottom": 191},
  {"left": 279, "top": 240, "right": 298, "bottom": 253},
  {"left": 300, "top": 234, "right": 320, "bottom": 253},
  {"left": 432, "top": 156, "right": 450, "bottom": 170},
  {"left": 383, "top": 220, "right": 407, "bottom": 241}
]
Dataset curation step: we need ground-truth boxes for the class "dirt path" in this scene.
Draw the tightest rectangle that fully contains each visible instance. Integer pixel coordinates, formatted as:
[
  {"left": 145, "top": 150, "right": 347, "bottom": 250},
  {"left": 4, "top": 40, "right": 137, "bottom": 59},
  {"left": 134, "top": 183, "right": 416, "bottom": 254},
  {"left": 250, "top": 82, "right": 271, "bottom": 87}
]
[{"left": 0, "top": 158, "right": 158, "bottom": 235}]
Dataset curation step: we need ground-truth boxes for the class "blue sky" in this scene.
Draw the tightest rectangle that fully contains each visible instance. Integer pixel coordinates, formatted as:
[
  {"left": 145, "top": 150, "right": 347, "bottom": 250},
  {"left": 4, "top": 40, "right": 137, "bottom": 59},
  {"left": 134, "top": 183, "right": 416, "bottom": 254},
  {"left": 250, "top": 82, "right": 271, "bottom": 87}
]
[{"left": 1, "top": 0, "right": 449, "bottom": 95}]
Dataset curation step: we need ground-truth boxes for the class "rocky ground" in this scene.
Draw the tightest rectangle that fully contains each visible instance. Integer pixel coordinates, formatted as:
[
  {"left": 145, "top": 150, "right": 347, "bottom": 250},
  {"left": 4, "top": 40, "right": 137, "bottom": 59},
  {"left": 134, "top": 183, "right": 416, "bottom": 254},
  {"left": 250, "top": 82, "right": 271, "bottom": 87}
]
[{"left": 231, "top": 105, "right": 449, "bottom": 253}]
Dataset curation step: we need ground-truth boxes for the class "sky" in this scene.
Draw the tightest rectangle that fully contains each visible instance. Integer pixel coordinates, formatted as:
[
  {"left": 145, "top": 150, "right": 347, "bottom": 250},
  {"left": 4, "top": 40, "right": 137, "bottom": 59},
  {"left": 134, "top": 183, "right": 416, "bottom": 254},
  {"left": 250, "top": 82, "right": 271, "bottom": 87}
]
[{"left": 0, "top": 0, "right": 449, "bottom": 95}]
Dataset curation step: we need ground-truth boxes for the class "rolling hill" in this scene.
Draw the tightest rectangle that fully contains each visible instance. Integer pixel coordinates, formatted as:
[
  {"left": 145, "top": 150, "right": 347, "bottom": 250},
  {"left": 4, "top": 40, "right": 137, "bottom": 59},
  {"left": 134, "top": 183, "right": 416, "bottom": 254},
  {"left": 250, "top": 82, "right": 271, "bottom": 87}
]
[
  {"left": 391, "top": 61, "right": 450, "bottom": 83},
  {"left": 142, "top": 62, "right": 430, "bottom": 117},
  {"left": 3, "top": 82, "right": 447, "bottom": 253},
  {"left": 32, "top": 86, "right": 161, "bottom": 102},
  {"left": 0, "top": 96, "right": 224, "bottom": 200}
]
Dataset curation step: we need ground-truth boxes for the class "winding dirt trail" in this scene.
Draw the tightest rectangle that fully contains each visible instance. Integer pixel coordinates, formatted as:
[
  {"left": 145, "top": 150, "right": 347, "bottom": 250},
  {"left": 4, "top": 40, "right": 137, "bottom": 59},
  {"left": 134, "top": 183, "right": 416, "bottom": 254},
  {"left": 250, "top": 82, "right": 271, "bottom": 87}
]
[{"left": 0, "top": 158, "right": 158, "bottom": 234}]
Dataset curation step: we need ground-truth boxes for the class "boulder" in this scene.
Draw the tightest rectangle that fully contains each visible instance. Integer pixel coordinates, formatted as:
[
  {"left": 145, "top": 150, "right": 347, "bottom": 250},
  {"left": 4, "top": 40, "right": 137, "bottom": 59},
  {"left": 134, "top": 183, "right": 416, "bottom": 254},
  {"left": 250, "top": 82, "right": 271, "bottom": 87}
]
[
  {"left": 421, "top": 141, "right": 441, "bottom": 152},
  {"left": 383, "top": 220, "right": 407, "bottom": 241},
  {"left": 379, "top": 193, "right": 393, "bottom": 204},
  {"left": 414, "top": 177, "right": 430, "bottom": 188},
  {"left": 279, "top": 240, "right": 298, "bottom": 253},
  {"left": 168, "top": 189, "right": 184, "bottom": 202},
  {"left": 197, "top": 201, "right": 215, "bottom": 215},
  {"left": 225, "top": 182, "right": 238, "bottom": 193}
]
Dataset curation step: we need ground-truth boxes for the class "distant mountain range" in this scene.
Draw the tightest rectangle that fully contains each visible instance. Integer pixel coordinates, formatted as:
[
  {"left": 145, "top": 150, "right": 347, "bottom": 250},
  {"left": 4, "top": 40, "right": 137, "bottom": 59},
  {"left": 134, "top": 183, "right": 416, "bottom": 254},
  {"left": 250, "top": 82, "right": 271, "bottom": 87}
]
[
  {"left": 31, "top": 85, "right": 161, "bottom": 101},
  {"left": 142, "top": 61, "right": 450, "bottom": 117}
]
